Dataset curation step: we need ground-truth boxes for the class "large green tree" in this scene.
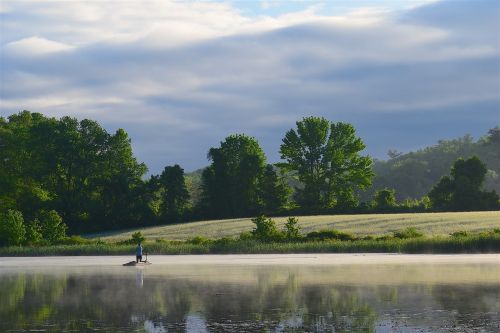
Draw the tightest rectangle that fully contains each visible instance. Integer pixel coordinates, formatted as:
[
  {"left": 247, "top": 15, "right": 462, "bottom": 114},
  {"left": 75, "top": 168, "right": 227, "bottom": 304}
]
[
  {"left": 428, "top": 156, "right": 499, "bottom": 211},
  {"left": 279, "top": 117, "right": 373, "bottom": 210},
  {"left": 159, "top": 165, "right": 190, "bottom": 223},
  {"left": 257, "top": 164, "right": 291, "bottom": 214},
  {"left": 201, "top": 134, "right": 266, "bottom": 218},
  {"left": 0, "top": 111, "right": 149, "bottom": 233}
]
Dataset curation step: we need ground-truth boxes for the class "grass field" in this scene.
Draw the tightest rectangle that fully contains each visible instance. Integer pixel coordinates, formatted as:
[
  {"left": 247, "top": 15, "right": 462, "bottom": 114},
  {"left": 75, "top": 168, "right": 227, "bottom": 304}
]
[{"left": 89, "top": 211, "right": 500, "bottom": 241}]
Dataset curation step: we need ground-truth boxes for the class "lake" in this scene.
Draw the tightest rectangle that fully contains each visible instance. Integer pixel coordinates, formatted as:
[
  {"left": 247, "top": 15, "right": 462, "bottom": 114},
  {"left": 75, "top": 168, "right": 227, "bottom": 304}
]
[{"left": 1, "top": 254, "right": 499, "bottom": 332}]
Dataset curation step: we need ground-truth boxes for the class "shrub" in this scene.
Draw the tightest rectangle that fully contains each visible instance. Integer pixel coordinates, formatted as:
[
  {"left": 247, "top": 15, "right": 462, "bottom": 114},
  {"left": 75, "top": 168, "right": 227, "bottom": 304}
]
[
  {"left": 306, "top": 229, "right": 356, "bottom": 241},
  {"left": 0, "top": 210, "right": 26, "bottom": 246},
  {"left": 450, "top": 230, "right": 469, "bottom": 238},
  {"left": 283, "top": 217, "right": 301, "bottom": 239},
  {"left": 188, "top": 236, "right": 211, "bottom": 245},
  {"left": 393, "top": 227, "right": 423, "bottom": 239},
  {"left": 56, "top": 235, "right": 93, "bottom": 245},
  {"left": 39, "top": 210, "right": 67, "bottom": 243},
  {"left": 251, "top": 216, "right": 280, "bottom": 241},
  {"left": 25, "top": 218, "right": 43, "bottom": 245},
  {"left": 372, "top": 188, "right": 397, "bottom": 211},
  {"left": 131, "top": 231, "right": 145, "bottom": 244},
  {"left": 211, "top": 237, "right": 236, "bottom": 250},
  {"left": 239, "top": 231, "right": 253, "bottom": 240}
]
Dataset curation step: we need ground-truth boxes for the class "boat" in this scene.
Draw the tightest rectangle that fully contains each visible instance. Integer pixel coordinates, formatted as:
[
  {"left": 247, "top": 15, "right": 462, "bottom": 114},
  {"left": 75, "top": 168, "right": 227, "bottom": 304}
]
[
  {"left": 123, "top": 261, "right": 152, "bottom": 266},
  {"left": 123, "top": 252, "right": 151, "bottom": 266}
]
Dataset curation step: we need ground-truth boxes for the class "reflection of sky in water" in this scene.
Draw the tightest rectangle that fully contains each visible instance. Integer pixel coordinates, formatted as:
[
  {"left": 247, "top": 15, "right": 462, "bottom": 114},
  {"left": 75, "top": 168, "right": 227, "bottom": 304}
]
[
  {"left": 186, "top": 314, "right": 209, "bottom": 333},
  {"left": 0, "top": 263, "right": 499, "bottom": 332},
  {"left": 136, "top": 269, "right": 144, "bottom": 288},
  {"left": 144, "top": 320, "right": 166, "bottom": 333}
]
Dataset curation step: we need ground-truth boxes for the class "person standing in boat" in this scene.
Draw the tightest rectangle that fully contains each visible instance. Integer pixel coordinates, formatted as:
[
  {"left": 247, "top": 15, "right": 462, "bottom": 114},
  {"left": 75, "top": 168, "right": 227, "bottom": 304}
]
[{"left": 136, "top": 243, "right": 143, "bottom": 263}]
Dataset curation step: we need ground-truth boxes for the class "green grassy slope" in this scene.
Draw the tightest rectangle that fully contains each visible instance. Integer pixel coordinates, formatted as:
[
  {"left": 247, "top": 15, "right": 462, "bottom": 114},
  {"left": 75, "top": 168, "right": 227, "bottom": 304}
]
[{"left": 89, "top": 211, "right": 500, "bottom": 241}]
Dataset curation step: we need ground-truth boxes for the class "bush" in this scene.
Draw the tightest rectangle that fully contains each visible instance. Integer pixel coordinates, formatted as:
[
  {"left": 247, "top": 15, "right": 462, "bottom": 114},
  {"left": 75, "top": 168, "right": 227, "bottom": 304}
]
[
  {"left": 188, "top": 236, "right": 211, "bottom": 245},
  {"left": 283, "top": 217, "right": 301, "bottom": 239},
  {"left": 306, "top": 229, "right": 356, "bottom": 241},
  {"left": 372, "top": 188, "right": 397, "bottom": 211},
  {"left": 251, "top": 216, "right": 281, "bottom": 241},
  {"left": 393, "top": 227, "right": 423, "bottom": 239},
  {"left": 450, "top": 230, "right": 470, "bottom": 238},
  {"left": 239, "top": 231, "right": 253, "bottom": 240},
  {"left": 376, "top": 235, "right": 394, "bottom": 241},
  {"left": 25, "top": 218, "right": 43, "bottom": 245},
  {"left": 0, "top": 210, "right": 26, "bottom": 246},
  {"left": 39, "top": 210, "right": 67, "bottom": 244},
  {"left": 131, "top": 231, "right": 145, "bottom": 244}
]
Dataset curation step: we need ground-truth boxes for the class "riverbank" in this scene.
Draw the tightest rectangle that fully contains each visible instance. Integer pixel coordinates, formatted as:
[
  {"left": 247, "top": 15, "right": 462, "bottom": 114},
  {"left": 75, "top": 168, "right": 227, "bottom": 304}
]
[{"left": 1, "top": 233, "right": 499, "bottom": 256}]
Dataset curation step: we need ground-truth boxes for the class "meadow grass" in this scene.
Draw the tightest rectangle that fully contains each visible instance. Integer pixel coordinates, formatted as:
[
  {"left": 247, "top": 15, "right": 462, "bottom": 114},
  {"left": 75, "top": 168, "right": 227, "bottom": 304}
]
[
  {"left": 2, "top": 232, "right": 499, "bottom": 256},
  {"left": 89, "top": 211, "right": 500, "bottom": 241}
]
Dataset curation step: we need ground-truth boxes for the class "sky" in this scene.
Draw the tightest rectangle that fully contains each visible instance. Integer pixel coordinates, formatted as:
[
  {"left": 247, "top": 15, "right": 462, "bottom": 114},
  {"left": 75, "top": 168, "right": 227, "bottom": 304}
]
[{"left": 0, "top": 0, "right": 499, "bottom": 174}]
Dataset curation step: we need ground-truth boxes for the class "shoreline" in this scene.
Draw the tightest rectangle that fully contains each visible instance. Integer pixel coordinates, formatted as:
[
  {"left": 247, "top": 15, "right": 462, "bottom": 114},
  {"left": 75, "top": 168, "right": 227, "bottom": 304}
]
[{"left": 1, "top": 253, "right": 500, "bottom": 267}]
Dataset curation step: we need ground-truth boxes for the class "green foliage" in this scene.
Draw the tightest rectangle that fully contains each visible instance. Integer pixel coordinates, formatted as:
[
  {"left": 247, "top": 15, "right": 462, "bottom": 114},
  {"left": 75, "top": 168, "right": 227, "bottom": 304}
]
[
  {"left": 365, "top": 128, "right": 500, "bottom": 202},
  {"left": 0, "top": 111, "right": 151, "bottom": 233},
  {"left": 306, "top": 229, "right": 356, "bottom": 241},
  {"left": 131, "top": 231, "right": 145, "bottom": 244},
  {"left": 279, "top": 117, "right": 373, "bottom": 211},
  {"left": 372, "top": 188, "right": 397, "bottom": 211},
  {"left": 283, "top": 217, "right": 301, "bottom": 239},
  {"left": 201, "top": 134, "right": 266, "bottom": 217},
  {"left": 0, "top": 210, "right": 26, "bottom": 246},
  {"left": 258, "top": 164, "right": 291, "bottom": 213},
  {"left": 38, "top": 210, "right": 67, "bottom": 244},
  {"left": 188, "top": 236, "right": 211, "bottom": 245},
  {"left": 158, "top": 164, "right": 190, "bottom": 223},
  {"left": 251, "top": 216, "right": 280, "bottom": 241},
  {"left": 393, "top": 227, "right": 423, "bottom": 239},
  {"left": 2, "top": 228, "right": 500, "bottom": 255},
  {"left": 24, "top": 219, "right": 43, "bottom": 245},
  {"left": 239, "top": 231, "right": 253, "bottom": 240},
  {"left": 428, "top": 156, "right": 499, "bottom": 211}
]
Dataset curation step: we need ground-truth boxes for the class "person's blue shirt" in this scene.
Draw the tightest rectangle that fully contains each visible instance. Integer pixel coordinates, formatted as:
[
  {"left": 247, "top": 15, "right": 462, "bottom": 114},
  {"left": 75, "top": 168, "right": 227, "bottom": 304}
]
[{"left": 136, "top": 244, "right": 142, "bottom": 256}]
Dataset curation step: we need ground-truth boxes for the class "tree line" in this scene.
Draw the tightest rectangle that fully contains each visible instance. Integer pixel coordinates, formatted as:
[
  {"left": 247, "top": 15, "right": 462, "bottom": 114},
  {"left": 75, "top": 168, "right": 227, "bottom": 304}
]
[
  {"left": 362, "top": 127, "right": 500, "bottom": 201},
  {"left": 1, "top": 111, "right": 498, "bottom": 244}
]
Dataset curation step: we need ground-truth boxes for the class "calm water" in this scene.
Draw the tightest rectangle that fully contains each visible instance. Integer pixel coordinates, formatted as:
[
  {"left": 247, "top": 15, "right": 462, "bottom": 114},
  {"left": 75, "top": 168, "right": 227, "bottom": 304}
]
[{"left": 1, "top": 257, "right": 499, "bottom": 332}]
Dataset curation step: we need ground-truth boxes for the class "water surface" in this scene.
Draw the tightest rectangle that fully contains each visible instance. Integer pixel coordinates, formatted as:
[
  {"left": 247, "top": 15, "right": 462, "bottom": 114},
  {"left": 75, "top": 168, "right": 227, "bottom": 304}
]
[{"left": 1, "top": 254, "right": 499, "bottom": 332}]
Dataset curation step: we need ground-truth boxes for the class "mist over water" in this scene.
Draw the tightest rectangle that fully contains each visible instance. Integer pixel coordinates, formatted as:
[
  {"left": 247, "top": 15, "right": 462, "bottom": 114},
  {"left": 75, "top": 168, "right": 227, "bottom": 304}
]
[{"left": 1, "top": 258, "right": 499, "bottom": 332}]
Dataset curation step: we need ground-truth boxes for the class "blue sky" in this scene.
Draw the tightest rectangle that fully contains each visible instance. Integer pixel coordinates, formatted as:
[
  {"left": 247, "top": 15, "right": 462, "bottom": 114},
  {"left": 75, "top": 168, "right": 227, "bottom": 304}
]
[
  {"left": 228, "top": 0, "right": 438, "bottom": 17},
  {"left": 0, "top": 0, "right": 498, "bottom": 174}
]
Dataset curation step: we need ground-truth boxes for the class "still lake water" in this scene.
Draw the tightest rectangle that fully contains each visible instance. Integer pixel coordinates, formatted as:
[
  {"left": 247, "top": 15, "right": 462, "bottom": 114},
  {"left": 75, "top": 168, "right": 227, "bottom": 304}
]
[{"left": 0, "top": 255, "right": 499, "bottom": 332}]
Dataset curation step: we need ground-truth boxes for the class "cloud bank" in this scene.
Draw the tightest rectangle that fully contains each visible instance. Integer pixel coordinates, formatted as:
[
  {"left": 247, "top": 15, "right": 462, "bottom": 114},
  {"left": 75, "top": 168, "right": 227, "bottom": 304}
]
[{"left": 0, "top": 0, "right": 498, "bottom": 173}]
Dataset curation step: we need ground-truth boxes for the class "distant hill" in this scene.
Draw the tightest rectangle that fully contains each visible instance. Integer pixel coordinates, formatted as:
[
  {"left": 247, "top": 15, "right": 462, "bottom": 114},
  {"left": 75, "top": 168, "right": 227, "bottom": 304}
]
[
  {"left": 361, "top": 127, "right": 500, "bottom": 202},
  {"left": 186, "top": 127, "right": 500, "bottom": 204}
]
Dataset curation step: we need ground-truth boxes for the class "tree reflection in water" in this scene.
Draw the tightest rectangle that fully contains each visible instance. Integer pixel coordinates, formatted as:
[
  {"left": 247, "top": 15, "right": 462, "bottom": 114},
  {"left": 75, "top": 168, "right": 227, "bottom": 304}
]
[{"left": 0, "top": 265, "right": 499, "bottom": 332}]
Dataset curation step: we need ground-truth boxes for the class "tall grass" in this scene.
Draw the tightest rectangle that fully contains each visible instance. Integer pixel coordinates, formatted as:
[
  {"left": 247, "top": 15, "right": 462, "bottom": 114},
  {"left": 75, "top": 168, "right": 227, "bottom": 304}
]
[{"left": 1, "top": 233, "right": 499, "bottom": 256}]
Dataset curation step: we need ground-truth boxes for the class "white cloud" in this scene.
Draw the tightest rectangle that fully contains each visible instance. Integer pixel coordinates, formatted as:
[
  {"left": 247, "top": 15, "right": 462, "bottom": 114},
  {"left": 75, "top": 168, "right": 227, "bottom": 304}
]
[
  {"left": 0, "top": 0, "right": 498, "bottom": 172},
  {"left": 5, "top": 36, "right": 74, "bottom": 56}
]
